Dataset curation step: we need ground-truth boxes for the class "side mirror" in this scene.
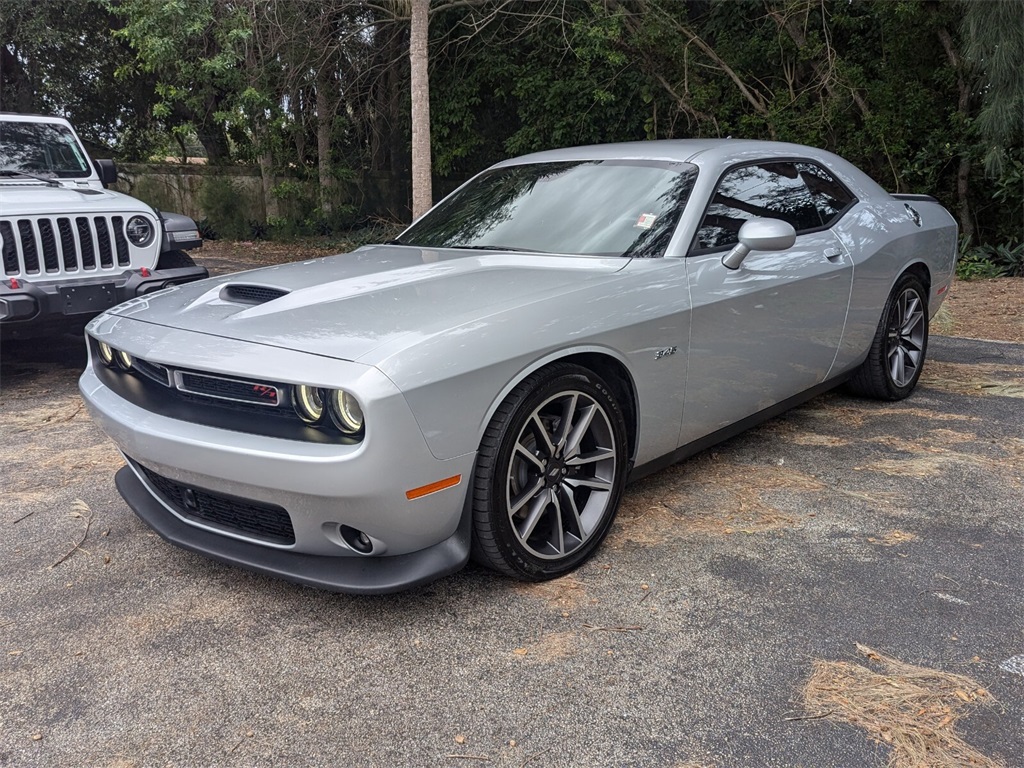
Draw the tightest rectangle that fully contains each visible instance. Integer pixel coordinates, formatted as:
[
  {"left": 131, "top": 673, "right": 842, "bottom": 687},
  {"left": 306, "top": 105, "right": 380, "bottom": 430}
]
[
  {"left": 93, "top": 158, "right": 118, "bottom": 188},
  {"left": 721, "top": 218, "right": 797, "bottom": 270}
]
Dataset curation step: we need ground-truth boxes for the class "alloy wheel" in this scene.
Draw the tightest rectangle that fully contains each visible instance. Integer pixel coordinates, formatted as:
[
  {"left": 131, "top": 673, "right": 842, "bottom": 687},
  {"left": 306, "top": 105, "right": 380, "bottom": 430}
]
[{"left": 505, "top": 390, "right": 618, "bottom": 560}]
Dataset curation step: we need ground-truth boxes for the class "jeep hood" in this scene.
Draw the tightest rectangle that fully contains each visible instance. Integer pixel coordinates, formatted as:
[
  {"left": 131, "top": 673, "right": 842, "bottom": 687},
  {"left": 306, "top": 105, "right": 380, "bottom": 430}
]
[
  {"left": 0, "top": 184, "right": 155, "bottom": 217},
  {"left": 103, "top": 245, "right": 629, "bottom": 363}
]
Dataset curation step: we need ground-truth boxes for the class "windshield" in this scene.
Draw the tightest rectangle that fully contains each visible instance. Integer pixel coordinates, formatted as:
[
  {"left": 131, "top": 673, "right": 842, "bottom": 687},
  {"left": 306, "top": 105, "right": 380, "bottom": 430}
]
[
  {"left": 0, "top": 121, "right": 92, "bottom": 179},
  {"left": 401, "top": 159, "right": 698, "bottom": 258}
]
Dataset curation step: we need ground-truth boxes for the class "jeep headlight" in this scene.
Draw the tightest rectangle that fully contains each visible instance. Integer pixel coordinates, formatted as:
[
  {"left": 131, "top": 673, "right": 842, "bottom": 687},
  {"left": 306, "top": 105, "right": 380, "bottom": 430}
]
[{"left": 125, "top": 216, "right": 155, "bottom": 247}]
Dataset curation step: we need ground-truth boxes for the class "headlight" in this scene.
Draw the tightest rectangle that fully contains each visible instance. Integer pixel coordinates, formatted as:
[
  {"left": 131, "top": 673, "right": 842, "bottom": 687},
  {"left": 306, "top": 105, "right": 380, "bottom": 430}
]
[
  {"left": 114, "top": 349, "right": 133, "bottom": 370},
  {"left": 329, "top": 390, "right": 364, "bottom": 434},
  {"left": 125, "top": 216, "right": 155, "bottom": 247},
  {"left": 294, "top": 385, "right": 325, "bottom": 423},
  {"left": 98, "top": 341, "right": 114, "bottom": 365}
]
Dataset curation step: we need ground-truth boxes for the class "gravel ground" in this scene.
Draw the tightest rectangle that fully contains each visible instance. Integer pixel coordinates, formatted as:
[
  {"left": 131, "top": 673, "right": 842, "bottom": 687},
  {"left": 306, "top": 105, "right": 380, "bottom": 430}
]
[{"left": 1, "top": 254, "right": 1022, "bottom": 767}]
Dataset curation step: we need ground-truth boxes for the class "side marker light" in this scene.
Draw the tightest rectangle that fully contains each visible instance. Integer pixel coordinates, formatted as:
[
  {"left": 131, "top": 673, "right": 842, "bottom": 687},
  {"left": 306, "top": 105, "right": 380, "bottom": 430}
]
[{"left": 406, "top": 475, "right": 462, "bottom": 500}]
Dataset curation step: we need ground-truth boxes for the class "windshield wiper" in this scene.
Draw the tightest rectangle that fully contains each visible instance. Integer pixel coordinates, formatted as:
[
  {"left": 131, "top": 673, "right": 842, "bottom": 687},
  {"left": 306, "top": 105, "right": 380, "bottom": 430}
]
[
  {"left": 450, "top": 244, "right": 543, "bottom": 253},
  {"left": 0, "top": 170, "right": 60, "bottom": 187}
]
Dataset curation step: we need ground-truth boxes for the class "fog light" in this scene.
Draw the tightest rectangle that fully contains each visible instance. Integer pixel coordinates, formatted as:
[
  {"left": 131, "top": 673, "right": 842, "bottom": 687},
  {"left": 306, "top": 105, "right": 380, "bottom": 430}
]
[{"left": 339, "top": 525, "right": 373, "bottom": 554}]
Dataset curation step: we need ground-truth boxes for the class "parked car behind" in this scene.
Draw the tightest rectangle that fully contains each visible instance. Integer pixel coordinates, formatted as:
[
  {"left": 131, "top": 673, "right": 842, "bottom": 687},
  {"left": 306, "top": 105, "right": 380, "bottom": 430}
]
[{"left": 0, "top": 113, "right": 207, "bottom": 338}]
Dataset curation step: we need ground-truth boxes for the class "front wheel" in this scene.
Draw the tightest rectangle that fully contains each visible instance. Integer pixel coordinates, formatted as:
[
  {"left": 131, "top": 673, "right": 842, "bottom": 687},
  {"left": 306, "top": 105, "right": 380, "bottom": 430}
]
[
  {"left": 471, "top": 364, "right": 629, "bottom": 581},
  {"left": 848, "top": 273, "right": 929, "bottom": 400}
]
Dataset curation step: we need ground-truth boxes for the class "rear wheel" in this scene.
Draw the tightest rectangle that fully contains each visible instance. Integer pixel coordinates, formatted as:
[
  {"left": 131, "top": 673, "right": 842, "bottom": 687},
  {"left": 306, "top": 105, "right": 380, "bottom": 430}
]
[
  {"left": 471, "top": 364, "right": 628, "bottom": 581},
  {"left": 848, "top": 273, "right": 928, "bottom": 400}
]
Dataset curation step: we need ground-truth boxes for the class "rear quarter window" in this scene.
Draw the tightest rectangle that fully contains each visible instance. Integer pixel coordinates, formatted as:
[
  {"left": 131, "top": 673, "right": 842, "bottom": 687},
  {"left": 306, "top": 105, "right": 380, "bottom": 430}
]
[{"left": 692, "top": 159, "right": 857, "bottom": 253}]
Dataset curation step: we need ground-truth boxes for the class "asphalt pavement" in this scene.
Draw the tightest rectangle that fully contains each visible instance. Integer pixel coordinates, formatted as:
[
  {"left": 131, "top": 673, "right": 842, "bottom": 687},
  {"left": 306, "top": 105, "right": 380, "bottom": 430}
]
[{"left": 1, "top": 328, "right": 1021, "bottom": 768}]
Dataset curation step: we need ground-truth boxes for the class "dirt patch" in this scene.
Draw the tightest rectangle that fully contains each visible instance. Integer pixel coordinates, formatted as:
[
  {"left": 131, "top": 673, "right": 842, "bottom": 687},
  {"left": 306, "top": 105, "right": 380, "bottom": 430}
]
[
  {"left": 802, "top": 644, "right": 1001, "bottom": 768},
  {"left": 942, "top": 278, "right": 1023, "bottom": 343},
  {"left": 867, "top": 530, "right": 918, "bottom": 547},
  {"left": 513, "top": 575, "right": 589, "bottom": 612},
  {"left": 199, "top": 238, "right": 341, "bottom": 266},
  {"left": 610, "top": 458, "right": 818, "bottom": 546},
  {"left": 788, "top": 432, "right": 851, "bottom": 447},
  {"left": 513, "top": 631, "right": 579, "bottom": 662},
  {"left": 921, "top": 360, "right": 1024, "bottom": 399},
  {"left": 856, "top": 427, "right": 1022, "bottom": 487}
]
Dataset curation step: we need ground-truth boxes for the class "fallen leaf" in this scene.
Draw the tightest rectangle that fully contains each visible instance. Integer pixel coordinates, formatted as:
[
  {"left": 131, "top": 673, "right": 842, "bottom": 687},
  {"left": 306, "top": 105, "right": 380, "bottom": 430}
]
[
  {"left": 454, "top": 735, "right": 466, "bottom": 745},
  {"left": 955, "top": 690, "right": 972, "bottom": 702},
  {"left": 512, "top": 648, "right": 528, "bottom": 656}
]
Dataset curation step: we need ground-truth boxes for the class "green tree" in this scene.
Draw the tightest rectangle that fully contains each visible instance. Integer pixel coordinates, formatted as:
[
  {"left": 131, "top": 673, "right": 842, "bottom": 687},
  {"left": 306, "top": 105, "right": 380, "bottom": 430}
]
[
  {"left": 0, "top": 0, "right": 160, "bottom": 158},
  {"left": 961, "top": 0, "right": 1024, "bottom": 175}
]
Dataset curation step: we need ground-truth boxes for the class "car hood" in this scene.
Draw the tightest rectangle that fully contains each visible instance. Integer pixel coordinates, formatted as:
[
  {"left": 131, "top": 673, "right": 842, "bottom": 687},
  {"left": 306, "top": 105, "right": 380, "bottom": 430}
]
[
  {"left": 0, "top": 184, "right": 155, "bottom": 217},
  {"left": 105, "top": 245, "right": 630, "bottom": 363}
]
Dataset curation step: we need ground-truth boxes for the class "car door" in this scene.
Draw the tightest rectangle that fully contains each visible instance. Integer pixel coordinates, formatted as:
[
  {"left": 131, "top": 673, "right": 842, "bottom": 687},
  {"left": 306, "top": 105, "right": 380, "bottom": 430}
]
[{"left": 679, "top": 160, "right": 856, "bottom": 445}]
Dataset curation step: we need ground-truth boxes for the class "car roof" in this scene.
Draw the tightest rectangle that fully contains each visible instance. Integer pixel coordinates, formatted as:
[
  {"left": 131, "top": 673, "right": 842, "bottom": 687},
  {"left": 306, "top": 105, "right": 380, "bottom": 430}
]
[
  {"left": 493, "top": 139, "right": 888, "bottom": 199},
  {"left": 0, "top": 112, "right": 72, "bottom": 125}
]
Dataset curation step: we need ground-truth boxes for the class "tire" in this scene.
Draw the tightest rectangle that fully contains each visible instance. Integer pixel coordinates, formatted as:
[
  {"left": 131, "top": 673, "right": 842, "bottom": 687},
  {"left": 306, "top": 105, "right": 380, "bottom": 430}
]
[
  {"left": 471, "top": 363, "right": 629, "bottom": 581},
  {"left": 156, "top": 249, "right": 197, "bottom": 270},
  {"left": 848, "top": 272, "right": 929, "bottom": 400}
]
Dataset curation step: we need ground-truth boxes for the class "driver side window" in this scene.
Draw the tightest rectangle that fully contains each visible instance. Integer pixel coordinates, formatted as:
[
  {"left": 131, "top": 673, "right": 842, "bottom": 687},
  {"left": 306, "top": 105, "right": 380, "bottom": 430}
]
[{"left": 693, "top": 161, "right": 824, "bottom": 251}]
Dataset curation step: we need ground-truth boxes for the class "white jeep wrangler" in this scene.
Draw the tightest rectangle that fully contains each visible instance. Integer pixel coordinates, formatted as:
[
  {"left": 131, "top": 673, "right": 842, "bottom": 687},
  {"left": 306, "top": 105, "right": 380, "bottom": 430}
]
[{"left": 1, "top": 113, "right": 207, "bottom": 338}]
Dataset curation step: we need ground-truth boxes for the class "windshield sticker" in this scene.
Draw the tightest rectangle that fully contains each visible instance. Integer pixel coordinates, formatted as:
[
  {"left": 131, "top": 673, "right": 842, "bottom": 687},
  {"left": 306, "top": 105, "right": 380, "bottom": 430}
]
[{"left": 635, "top": 213, "right": 657, "bottom": 230}]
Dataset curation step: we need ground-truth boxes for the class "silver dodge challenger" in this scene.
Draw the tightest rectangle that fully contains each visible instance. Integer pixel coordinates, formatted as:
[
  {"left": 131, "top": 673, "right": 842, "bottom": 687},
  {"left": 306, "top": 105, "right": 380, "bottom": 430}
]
[{"left": 80, "top": 140, "right": 957, "bottom": 593}]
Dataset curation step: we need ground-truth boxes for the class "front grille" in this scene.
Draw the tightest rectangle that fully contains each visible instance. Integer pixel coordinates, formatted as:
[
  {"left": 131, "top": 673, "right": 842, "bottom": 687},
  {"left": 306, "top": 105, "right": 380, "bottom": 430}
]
[
  {"left": 135, "top": 461, "right": 295, "bottom": 545},
  {"left": 177, "top": 371, "right": 282, "bottom": 406},
  {"left": 1, "top": 215, "right": 136, "bottom": 277}
]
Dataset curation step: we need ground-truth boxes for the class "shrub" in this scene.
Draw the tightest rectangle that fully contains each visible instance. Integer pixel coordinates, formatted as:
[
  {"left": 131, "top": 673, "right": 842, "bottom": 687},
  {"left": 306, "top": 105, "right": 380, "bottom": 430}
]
[
  {"left": 197, "top": 177, "right": 252, "bottom": 240},
  {"left": 957, "top": 240, "right": 1024, "bottom": 280}
]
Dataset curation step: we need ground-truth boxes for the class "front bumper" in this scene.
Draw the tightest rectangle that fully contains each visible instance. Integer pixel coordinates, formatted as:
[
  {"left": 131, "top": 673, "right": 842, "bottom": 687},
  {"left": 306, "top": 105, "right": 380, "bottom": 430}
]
[
  {"left": 0, "top": 265, "right": 208, "bottom": 335},
  {"left": 79, "top": 331, "right": 476, "bottom": 594},
  {"left": 115, "top": 465, "right": 471, "bottom": 594}
]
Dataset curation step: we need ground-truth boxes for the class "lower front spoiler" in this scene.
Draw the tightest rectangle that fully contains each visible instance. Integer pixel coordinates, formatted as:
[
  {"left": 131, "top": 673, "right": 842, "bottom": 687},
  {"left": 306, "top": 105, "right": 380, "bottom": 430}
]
[{"left": 115, "top": 466, "right": 472, "bottom": 595}]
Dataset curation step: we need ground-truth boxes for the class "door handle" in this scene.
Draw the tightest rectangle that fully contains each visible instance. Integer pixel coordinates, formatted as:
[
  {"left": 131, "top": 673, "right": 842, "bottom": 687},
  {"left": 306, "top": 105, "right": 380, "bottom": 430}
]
[{"left": 824, "top": 247, "right": 842, "bottom": 261}]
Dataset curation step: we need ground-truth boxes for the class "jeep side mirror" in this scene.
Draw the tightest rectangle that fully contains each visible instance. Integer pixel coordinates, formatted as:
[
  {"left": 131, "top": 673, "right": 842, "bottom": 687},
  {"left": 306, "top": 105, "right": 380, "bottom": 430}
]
[
  {"left": 722, "top": 218, "right": 797, "bottom": 270},
  {"left": 93, "top": 159, "right": 118, "bottom": 188}
]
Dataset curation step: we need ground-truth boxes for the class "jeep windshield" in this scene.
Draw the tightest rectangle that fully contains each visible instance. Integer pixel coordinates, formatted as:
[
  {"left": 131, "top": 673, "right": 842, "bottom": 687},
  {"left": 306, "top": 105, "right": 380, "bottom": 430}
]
[
  {"left": 0, "top": 121, "right": 91, "bottom": 179},
  {"left": 398, "top": 159, "right": 698, "bottom": 258}
]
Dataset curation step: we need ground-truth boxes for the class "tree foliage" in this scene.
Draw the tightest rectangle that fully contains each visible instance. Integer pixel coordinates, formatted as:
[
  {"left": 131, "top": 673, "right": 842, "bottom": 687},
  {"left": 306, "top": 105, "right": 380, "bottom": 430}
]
[{"left": 5, "top": 0, "right": 1020, "bottom": 250}]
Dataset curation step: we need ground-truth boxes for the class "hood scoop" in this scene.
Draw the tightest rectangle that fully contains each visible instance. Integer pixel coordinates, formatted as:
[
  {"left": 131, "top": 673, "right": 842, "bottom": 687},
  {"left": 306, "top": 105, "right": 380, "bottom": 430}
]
[{"left": 221, "top": 284, "right": 290, "bottom": 305}]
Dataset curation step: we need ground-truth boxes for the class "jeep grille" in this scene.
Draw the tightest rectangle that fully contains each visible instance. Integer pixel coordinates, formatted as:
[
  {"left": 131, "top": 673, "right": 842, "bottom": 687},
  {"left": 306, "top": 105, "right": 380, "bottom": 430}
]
[{"left": 1, "top": 215, "right": 133, "bottom": 278}]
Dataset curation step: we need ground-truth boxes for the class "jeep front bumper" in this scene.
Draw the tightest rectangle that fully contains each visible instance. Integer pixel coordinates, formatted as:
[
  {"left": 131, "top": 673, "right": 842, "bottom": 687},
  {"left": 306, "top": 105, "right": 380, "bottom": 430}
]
[{"left": 0, "top": 265, "right": 208, "bottom": 335}]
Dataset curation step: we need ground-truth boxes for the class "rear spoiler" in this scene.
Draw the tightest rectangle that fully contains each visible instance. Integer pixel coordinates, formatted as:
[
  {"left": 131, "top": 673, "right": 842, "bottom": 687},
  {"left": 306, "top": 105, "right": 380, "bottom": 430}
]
[{"left": 890, "top": 193, "right": 938, "bottom": 203}]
